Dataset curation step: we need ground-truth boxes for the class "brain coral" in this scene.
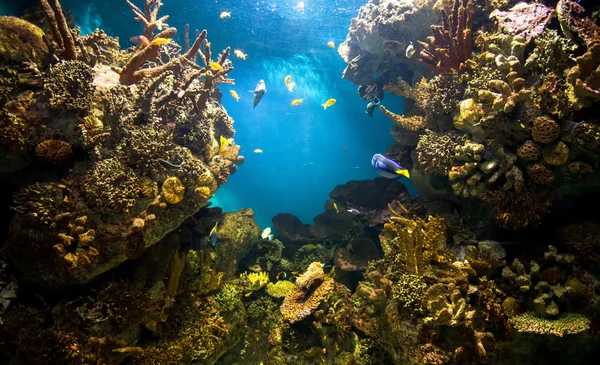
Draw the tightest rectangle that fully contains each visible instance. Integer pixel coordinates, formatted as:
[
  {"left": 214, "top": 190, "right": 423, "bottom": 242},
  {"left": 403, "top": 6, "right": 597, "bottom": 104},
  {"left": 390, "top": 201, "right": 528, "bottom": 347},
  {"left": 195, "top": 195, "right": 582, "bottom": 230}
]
[{"left": 162, "top": 176, "right": 185, "bottom": 204}]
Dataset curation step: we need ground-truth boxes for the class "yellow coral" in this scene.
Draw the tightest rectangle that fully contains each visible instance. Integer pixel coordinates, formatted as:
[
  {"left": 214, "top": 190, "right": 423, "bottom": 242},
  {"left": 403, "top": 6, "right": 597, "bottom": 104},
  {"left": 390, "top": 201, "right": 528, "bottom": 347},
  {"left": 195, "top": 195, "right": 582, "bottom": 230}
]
[
  {"left": 454, "top": 99, "right": 483, "bottom": 130},
  {"left": 139, "top": 177, "right": 158, "bottom": 198},
  {"left": 380, "top": 202, "right": 447, "bottom": 275},
  {"left": 195, "top": 186, "right": 212, "bottom": 202},
  {"left": 245, "top": 271, "right": 269, "bottom": 291},
  {"left": 266, "top": 280, "right": 295, "bottom": 298},
  {"left": 161, "top": 176, "right": 185, "bottom": 204},
  {"left": 280, "top": 262, "right": 334, "bottom": 323},
  {"left": 380, "top": 105, "right": 428, "bottom": 131}
]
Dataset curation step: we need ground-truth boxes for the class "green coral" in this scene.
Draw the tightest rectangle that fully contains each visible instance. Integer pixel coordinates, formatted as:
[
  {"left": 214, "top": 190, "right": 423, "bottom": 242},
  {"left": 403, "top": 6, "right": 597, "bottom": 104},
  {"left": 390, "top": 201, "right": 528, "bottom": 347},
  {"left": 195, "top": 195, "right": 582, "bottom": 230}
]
[
  {"left": 117, "top": 123, "right": 180, "bottom": 174},
  {"left": 81, "top": 159, "right": 140, "bottom": 214},
  {"left": 0, "top": 66, "right": 17, "bottom": 106},
  {"left": 391, "top": 274, "right": 427, "bottom": 316},
  {"left": 0, "top": 16, "right": 48, "bottom": 65},
  {"left": 266, "top": 280, "right": 295, "bottom": 298},
  {"left": 509, "top": 312, "right": 590, "bottom": 337},
  {"left": 44, "top": 60, "right": 95, "bottom": 115},
  {"left": 246, "top": 296, "right": 282, "bottom": 333},
  {"left": 214, "top": 283, "right": 242, "bottom": 313},
  {"left": 11, "top": 182, "right": 69, "bottom": 227}
]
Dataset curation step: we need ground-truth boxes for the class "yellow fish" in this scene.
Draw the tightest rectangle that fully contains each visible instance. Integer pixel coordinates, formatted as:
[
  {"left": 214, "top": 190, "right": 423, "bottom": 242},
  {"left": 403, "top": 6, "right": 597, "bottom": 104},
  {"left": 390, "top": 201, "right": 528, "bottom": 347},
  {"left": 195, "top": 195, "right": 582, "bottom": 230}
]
[
  {"left": 244, "top": 292, "right": 253, "bottom": 297},
  {"left": 327, "top": 41, "right": 335, "bottom": 48},
  {"left": 220, "top": 136, "right": 230, "bottom": 153},
  {"left": 150, "top": 37, "right": 170, "bottom": 46},
  {"left": 287, "top": 82, "right": 296, "bottom": 92},
  {"left": 209, "top": 221, "right": 218, "bottom": 236},
  {"left": 254, "top": 149, "right": 263, "bottom": 154},
  {"left": 234, "top": 50, "right": 247, "bottom": 60},
  {"left": 210, "top": 61, "right": 223, "bottom": 71},
  {"left": 220, "top": 11, "right": 231, "bottom": 19},
  {"left": 321, "top": 98, "right": 336, "bottom": 109},
  {"left": 333, "top": 202, "right": 339, "bottom": 213},
  {"left": 284, "top": 75, "right": 292, "bottom": 84},
  {"left": 291, "top": 98, "right": 303, "bottom": 106},
  {"left": 230, "top": 90, "right": 240, "bottom": 102}
]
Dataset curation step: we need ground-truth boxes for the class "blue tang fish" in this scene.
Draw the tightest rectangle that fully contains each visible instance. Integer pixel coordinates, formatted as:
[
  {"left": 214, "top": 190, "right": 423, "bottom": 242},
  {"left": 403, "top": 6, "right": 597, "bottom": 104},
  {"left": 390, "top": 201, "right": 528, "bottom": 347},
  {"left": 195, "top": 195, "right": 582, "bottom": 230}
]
[
  {"left": 371, "top": 154, "right": 419, "bottom": 196},
  {"left": 209, "top": 221, "right": 218, "bottom": 247}
]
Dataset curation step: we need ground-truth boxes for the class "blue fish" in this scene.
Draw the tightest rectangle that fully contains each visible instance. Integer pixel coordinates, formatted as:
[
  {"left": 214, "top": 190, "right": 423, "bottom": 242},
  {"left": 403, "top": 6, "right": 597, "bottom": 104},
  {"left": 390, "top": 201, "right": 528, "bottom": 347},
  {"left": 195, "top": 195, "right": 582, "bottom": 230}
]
[
  {"left": 371, "top": 154, "right": 419, "bottom": 196},
  {"left": 209, "top": 221, "right": 218, "bottom": 247}
]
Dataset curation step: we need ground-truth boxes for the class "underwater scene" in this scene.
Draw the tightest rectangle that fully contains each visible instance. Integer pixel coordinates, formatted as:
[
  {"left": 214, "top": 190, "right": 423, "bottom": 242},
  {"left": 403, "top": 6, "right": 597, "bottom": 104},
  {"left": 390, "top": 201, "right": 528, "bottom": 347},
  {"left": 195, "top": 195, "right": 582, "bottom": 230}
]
[{"left": 1, "top": 0, "right": 600, "bottom": 364}]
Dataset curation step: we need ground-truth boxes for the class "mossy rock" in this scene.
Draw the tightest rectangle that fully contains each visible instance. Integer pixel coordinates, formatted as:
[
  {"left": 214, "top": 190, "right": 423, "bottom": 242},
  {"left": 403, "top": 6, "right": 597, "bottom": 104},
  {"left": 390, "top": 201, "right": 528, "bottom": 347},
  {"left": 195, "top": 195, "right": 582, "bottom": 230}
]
[{"left": 0, "top": 16, "right": 49, "bottom": 65}]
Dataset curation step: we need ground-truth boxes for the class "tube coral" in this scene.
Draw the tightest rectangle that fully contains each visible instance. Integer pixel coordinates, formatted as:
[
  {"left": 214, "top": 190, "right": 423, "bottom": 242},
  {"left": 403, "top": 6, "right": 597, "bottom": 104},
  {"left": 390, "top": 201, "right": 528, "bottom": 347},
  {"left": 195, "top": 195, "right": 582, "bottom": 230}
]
[{"left": 417, "top": 0, "right": 474, "bottom": 72}]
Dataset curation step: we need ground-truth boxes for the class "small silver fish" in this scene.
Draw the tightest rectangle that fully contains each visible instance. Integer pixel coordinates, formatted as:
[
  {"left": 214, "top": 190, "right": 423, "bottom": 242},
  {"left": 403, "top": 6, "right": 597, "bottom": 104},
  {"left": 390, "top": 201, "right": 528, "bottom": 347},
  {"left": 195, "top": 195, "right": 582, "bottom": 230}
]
[
  {"left": 347, "top": 208, "right": 361, "bottom": 215},
  {"left": 405, "top": 41, "right": 415, "bottom": 59}
]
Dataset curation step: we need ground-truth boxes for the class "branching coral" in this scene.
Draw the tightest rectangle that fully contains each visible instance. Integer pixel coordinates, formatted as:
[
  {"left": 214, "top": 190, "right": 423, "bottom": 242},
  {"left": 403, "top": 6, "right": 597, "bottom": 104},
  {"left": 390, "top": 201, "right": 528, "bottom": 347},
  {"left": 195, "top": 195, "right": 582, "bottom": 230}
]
[
  {"left": 280, "top": 262, "right": 334, "bottom": 323},
  {"left": 566, "top": 42, "right": 600, "bottom": 104},
  {"left": 560, "top": 221, "right": 600, "bottom": 265},
  {"left": 422, "top": 282, "right": 474, "bottom": 327},
  {"left": 81, "top": 159, "right": 140, "bottom": 214},
  {"left": 416, "top": 130, "right": 467, "bottom": 175},
  {"left": 125, "top": 0, "right": 170, "bottom": 40},
  {"left": 379, "top": 202, "right": 447, "bottom": 276},
  {"left": 11, "top": 182, "right": 69, "bottom": 227},
  {"left": 380, "top": 105, "right": 428, "bottom": 132},
  {"left": 480, "top": 187, "right": 554, "bottom": 229},
  {"left": 44, "top": 60, "right": 95, "bottom": 114},
  {"left": 39, "top": 0, "right": 77, "bottom": 60},
  {"left": 509, "top": 312, "right": 590, "bottom": 337},
  {"left": 417, "top": 0, "right": 474, "bottom": 72}
]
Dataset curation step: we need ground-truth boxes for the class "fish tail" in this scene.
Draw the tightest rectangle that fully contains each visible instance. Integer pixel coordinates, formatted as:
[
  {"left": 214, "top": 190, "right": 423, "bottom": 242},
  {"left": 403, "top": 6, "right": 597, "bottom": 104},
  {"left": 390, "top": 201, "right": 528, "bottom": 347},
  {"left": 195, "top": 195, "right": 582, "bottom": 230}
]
[{"left": 322, "top": 104, "right": 327, "bottom": 110}]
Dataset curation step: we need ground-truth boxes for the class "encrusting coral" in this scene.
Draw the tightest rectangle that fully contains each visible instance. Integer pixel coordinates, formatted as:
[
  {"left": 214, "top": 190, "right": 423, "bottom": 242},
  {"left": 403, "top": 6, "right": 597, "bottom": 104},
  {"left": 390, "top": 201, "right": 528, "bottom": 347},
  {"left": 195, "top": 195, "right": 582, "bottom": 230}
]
[{"left": 280, "top": 262, "right": 335, "bottom": 323}]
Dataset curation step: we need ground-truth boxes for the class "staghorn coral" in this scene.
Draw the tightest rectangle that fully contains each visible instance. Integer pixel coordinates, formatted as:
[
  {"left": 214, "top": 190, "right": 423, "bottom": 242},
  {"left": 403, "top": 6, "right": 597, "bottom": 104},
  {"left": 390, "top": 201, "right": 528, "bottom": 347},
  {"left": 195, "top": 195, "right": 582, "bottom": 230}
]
[
  {"left": 125, "top": 0, "right": 170, "bottom": 39},
  {"left": 34, "top": 139, "right": 72, "bottom": 164},
  {"left": 480, "top": 187, "right": 554, "bottom": 229},
  {"left": 280, "top": 262, "right": 334, "bottom": 323},
  {"left": 379, "top": 202, "right": 447, "bottom": 276},
  {"left": 510, "top": 312, "right": 590, "bottom": 337},
  {"left": 44, "top": 60, "right": 95, "bottom": 114},
  {"left": 417, "top": 0, "right": 474, "bottom": 72}
]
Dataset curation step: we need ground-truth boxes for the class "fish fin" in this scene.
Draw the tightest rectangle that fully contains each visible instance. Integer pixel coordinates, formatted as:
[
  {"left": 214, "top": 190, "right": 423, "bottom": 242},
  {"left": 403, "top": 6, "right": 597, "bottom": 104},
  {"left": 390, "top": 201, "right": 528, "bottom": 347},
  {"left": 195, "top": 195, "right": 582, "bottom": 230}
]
[
  {"left": 396, "top": 169, "right": 410, "bottom": 179},
  {"left": 322, "top": 104, "right": 327, "bottom": 110}
]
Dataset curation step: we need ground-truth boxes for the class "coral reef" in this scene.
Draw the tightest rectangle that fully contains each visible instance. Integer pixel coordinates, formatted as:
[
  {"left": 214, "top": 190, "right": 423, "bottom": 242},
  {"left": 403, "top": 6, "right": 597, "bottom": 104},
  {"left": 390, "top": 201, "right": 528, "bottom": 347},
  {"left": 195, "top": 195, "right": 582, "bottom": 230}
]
[
  {"left": 1, "top": 0, "right": 237, "bottom": 288},
  {"left": 280, "top": 262, "right": 335, "bottom": 323}
]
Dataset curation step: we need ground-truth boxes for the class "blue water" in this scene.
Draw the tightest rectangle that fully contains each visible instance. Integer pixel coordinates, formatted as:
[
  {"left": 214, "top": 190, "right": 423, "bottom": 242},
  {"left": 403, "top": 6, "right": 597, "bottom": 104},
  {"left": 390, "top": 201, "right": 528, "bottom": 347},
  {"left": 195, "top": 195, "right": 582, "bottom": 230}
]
[{"left": 3, "top": 0, "right": 402, "bottom": 229}]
